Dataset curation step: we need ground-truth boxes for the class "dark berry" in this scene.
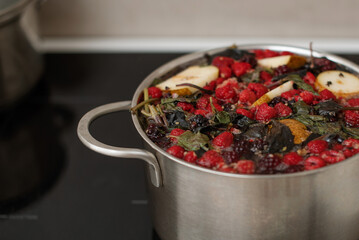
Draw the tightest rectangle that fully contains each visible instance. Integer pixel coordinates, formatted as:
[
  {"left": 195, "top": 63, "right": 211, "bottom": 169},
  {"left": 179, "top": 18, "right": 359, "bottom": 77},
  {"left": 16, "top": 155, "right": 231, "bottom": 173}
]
[
  {"left": 222, "top": 151, "right": 241, "bottom": 164},
  {"left": 256, "top": 154, "right": 282, "bottom": 174},
  {"left": 274, "top": 65, "right": 291, "bottom": 76}
]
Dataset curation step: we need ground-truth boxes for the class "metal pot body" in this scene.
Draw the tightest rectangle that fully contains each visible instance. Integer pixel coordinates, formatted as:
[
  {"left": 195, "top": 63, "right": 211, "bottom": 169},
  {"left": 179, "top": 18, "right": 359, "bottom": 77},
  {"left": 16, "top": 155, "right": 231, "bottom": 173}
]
[
  {"left": 0, "top": 0, "right": 42, "bottom": 106},
  {"left": 78, "top": 44, "right": 359, "bottom": 240},
  {"left": 145, "top": 142, "right": 359, "bottom": 240}
]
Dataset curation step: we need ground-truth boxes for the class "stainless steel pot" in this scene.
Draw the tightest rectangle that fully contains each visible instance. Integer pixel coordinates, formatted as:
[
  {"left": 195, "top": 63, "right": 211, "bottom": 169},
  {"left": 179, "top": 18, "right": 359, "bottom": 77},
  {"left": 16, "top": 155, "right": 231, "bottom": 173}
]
[
  {"left": 0, "top": 0, "right": 42, "bottom": 107},
  {"left": 78, "top": 44, "right": 359, "bottom": 240}
]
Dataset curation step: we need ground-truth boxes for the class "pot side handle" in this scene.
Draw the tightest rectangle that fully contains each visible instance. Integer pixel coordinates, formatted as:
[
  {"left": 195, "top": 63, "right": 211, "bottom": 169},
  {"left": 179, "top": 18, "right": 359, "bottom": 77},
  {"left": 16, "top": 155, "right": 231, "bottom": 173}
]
[{"left": 77, "top": 100, "right": 162, "bottom": 187}]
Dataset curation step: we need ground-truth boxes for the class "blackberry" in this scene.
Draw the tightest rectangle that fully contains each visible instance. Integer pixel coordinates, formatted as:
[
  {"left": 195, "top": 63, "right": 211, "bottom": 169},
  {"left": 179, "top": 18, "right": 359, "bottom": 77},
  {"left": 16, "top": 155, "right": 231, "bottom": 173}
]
[
  {"left": 256, "top": 154, "right": 282, "bottom": 174},
  {"left": 189, "top": 114, "right": 209, "bottom": 130},
  {"left": 233, "top": 137, "right": 251, "bottom": 157},
  {"left": 284, "top": 164, "right": 304, "bottom": 173},
  {"left": 268, "top": 96, "right": 288, "bottom": 107},
  {"left": 239, "top": 54, "right": 257, "bottom": 68},
  {"left": 274, "top": 65, "right": 292, "bottom": 77},
  {"left": 249, "top": 139, "right": 266, "bottom": 153},
  {"left": 146, "top": 124, "right": 170, "bottom": 148},
  {"left": 222, "top": 151, "right": 241, "bottom": 164},
  {"left": 314, "top": 58, "right": 336, "bottom": 71}
]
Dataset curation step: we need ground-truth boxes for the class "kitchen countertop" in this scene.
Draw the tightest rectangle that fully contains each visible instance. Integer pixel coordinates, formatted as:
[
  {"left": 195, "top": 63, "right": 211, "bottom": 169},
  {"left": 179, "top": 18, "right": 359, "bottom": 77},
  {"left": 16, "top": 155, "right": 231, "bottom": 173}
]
[{"left": 0, "top": 53, "right": 358, "bottom": 240}]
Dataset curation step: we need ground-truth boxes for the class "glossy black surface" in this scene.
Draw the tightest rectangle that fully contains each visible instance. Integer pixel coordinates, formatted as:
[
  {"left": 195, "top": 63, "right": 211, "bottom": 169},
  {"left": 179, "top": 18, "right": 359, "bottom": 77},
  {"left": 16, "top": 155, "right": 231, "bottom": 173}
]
[{"left": 0, "top": 53, "right": 358, "bottom": 240}]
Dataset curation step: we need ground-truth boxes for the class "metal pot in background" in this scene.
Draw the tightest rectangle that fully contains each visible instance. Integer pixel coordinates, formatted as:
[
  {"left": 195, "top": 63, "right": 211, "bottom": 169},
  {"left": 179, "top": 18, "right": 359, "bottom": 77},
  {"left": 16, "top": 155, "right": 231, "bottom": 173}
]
[{"left": 0, "top": 0, "right": 42, "bottom": 107}]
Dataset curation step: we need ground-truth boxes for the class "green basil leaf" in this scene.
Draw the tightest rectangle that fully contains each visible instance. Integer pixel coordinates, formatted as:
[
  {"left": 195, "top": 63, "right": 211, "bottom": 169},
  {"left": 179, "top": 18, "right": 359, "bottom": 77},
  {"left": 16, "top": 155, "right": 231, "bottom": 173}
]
[
  {"left": 215, "top": 111, "right": 231, "bottom": 124},
  {"left": 285, "top": 74, "right": 320, "bottom": 96},
  {"left": 293, "top": 101, "right": 311, "bottom": 115},
  {"left": 343, "top": 126, "right": 359, "bottom": 139}
]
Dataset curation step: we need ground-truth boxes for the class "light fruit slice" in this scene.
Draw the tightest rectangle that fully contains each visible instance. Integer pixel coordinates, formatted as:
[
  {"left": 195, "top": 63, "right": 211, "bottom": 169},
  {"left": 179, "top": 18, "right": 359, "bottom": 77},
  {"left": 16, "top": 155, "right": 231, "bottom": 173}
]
[
  {"left": 315, "top": 70, "right": 359, "bottom": 98},
  {"left": 156, "top": 65, "right": 219, "bottom": 94},
  {"left": 258, "top": 55, "right": 307, "bottom": 69},
  {"left": 252, "top": 81, "right": 294, "bottom": 107}
]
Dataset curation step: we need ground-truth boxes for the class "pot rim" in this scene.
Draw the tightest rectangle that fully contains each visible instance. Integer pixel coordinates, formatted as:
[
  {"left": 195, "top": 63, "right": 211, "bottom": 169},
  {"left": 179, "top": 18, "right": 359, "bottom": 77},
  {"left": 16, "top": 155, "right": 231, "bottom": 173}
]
[{"left": 131, "top": 43, "right": 359, "bottom": 179}]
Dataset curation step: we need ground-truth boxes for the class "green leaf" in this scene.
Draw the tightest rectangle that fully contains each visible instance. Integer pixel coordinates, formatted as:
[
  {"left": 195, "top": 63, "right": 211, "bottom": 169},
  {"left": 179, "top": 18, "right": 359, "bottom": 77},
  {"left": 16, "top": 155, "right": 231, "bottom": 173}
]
[
  {"left": 215, "top": 111, "right": 231, "bottom": 124},
  {"left": 161, "top": 97, "right": 195, "bottom": 104},
  {"left": 293, "top": 101, "right": 311, "bottom": 115},
  {"left": 343, "top": 126, "right": 359, "bottom": 139},
  {"left": 177, "top": 131, "right": 210, "bottom": 151},
  {"left": 285, "top": 74, "right": 320, "bottom": 96}
]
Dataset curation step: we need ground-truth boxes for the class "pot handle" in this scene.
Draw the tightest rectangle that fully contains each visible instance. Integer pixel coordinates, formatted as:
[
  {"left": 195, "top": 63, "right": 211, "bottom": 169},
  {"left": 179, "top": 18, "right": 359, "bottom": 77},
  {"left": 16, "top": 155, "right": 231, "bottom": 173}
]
[{"left": 77, "top": 100, "right": 162, "bottom": 187}]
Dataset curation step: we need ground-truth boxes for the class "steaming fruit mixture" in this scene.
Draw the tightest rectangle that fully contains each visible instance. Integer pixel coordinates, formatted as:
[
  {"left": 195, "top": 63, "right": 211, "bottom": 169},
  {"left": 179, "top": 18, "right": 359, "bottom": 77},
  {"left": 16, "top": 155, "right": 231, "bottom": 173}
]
[{"left": 131, "top": 47, "right": 359, "bottom": 174}]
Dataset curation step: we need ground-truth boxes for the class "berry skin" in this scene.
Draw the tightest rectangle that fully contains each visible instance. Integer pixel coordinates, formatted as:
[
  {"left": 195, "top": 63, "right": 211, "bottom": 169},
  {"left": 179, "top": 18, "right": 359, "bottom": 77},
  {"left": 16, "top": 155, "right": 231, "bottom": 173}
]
[
  {"left": 248, "top": 83, "right": 268, "bottom": 98},
  {"left": 299, "top": 91, "right": 315, "bottom": 105},
  {"left": 260, "top": 71, "right": 272, "bottom": 82},
  {"left": 166, "top": 145, "right": 185, "bottom": 159},
  {"left": 148, "top": 87, "right": 162, "bottom": 98},
  {"left": 343, "top": 138, "right": 359, "bottom": 149},
  {"left": 197, "top": 150, "right": 224, "bottom": 168},
  {"left": 274, "top": 65, "right": 291, "bottom": 76},
  {"left": 194, "top": 109, "right": 208, "bottom": 117},
  {"left": 215, "top": 85, "right": 237, "bottom": 101},
  {"left": 169, "top": 128, "right": 186, "bottom": 143},
  {"left": 236, "top": 108, "right": 254, "bottom": 119},
  {"left": 304, "top": 156, "right": 326, "bottom": 170},
  {"left": 255, "top": 103, "right": 277, "bottom": 122},
  {"left": 212, "top": 132, "right": 234, "bottom": 148},
  {"left": 320, "top": 150, "right": 345, "bottom": 164},
  {"left": 257, "top": 154, "right": 282, "bottom": 174},
  {"left": 281, "top": 89, "right": 300, "bottom": 100},
  {"left": 348, "top": 98, "right": 359, "bottom": 107},
  {"left": 344, "top": 110, "right": 359, "bottom": 127},
  {"left": 319, "top": 89, "right": 336, "bottom": 101},
  {"left": 237, "top": 160, "right": 255, "bottom": 174},
  {"left": 197, "top": 96, "right": 209, "bottom": 109},
  {"left": 216, "top": 77, "right": 225, "bottom": 85},
  {"left": 212, "top": 56, "right": 234, "bottom": 68},
  {"left": 222, "top": 151, "right": 241, "bottom": 164},
  {"left": 217, "top": 162, "right": 236, "bottom": 173},
  {"left": 274, "top": 102, "right": 292, "bottom": 117},
  {"left": 283, "top": 152, "right": 303, "bottom": 165},
  {"left": 177, "top": 102, "right": 195, "bottom": 113},
  {"left": 307, "top": 140, "right": 328, "bottom": 154},
  {"left": 303, "top": 72, "right": 316, "bottom": 86},
  {"left": 219, "top": 66, "right": 232, "bottom": 78},
  {"left": 239, "top": 89, "right": 257, "bottom": 104},
  {"left": 184, "top": 151, "right": 197, "bottom": 163},
  {"left": 232, "top": 62, "right": 252, "bottom": 77}
]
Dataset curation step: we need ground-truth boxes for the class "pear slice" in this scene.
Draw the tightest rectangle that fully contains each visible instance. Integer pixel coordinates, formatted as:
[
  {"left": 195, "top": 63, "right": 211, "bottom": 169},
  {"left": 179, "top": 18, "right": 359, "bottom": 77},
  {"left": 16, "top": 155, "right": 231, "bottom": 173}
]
[
  {"left": 258, "top": 55, "right": 307, "bottom": 69},
  {"left": 156, "top": 65, "right": 219, "bottom": 94},
  {"left": 252, "top": 81, "right": 294, "bottom": 107},
  {"left": 315, "top": 70, "right": 359, "bottom": 98}
]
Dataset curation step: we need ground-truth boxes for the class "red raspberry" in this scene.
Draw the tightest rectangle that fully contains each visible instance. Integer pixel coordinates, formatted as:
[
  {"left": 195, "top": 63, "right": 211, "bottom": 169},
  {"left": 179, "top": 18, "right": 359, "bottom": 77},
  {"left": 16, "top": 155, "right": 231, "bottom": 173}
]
[
  {"left": 239, "top": 89, "right": 257, "bottom": 104},
  {"left": 217, "top": 162, "right": 236, "bottom": 173},
  {"left": 299, "top": 91, "right": 315, "bottom": 105},
  {"left": 343, "top": 149, "right": 357, "bottom": 158},
  {"left": 260, "top": 71, "right": 272, "bottom": 83},
  {"left": 348, "top": 98, "right": 359, "bottom": 107},
  {"left": 255, "top": 103, "right": 277, "bottom": 122},
  {"left": 197, "top": 96, "right": 209, "bottom": 109},
  {"left": 203, "top": 80, "right": 217, "bottom": 91},
  {"left": 263, "top": 49, "right": 280, "bottom": 58},
  {"left": 232, "top": 62, "right": 252, "bottom": 77},
  {"left": 216, "top": 77, "right": 225, "bottom": 85},
  {"left": 280, "top": 51, "right": 294, "bottom": 56},
  {"left": 167, "top": 145, "right": 185, "bottom": 159},
  {"left": 236, "top": 108, "right": 254, "bottom": 119},
  {"left": 215, "top": 85, "right": 237, "bottom": 101},
  {"left": 206, "top": 102, "right": 223, "bottom": 113},
  {"left": 212, "top": 56, "right": 234, "bottom": 68},
  {"left": 184, "top": 151, "right": 197, "bottom": 163},
  {"left": 169, "top": 128, "right": 186, "bottom": 143},
  {"left": 304, "top": 156, "right": 326, "bottom": 170},
  {"left": 319, "top": 89, "right": 336, "bottom": 101},
  {"left": 148, "top": 87, "right": 162, "bottom": 98},
  {"left": 307, "top": 140, "right": 328, "bottom": 154},
  {"left": 177, "top": 102, "right": 195, "bottom": 113},
  {"left": 212, "top": 132, "right": 234, "bottom": 148},
  {"left": 253, "top": 50, "right": 265, "bottom": 59},
  {"left": 219, "top": 66, "right": 232, "bottom": 78},
  {"left": 281, "top": 89, "right": 300, "bottom": 100},
  {"left": 217, "top": 78, "right": 240, "bottom": 90},
  {"left": 237, "top": 160, "right": 255, "bottom": 174},
  {"left": 197, "top": 150, "right": 224, "bottom": 168},
  {"left": 333, "top": 143, "right": 344, "bottom": 151},
  {"left": 283, "top": 152, "right": 303, "bottom": 165},
  {"left": 303, "top": 72, "right": 316, "bottom": 86},
  {"left": 344, "top": 110, "right": 359, "bottom": 127},
  {"left": 194, "top": 109, "right": 208, "bottom": 116},
  {"left": 343, "top": 138, "right": 359, "bottom": 149},
  {"left": 320, "top": 150, "right": 345, "bottom": 164},
  {"left": 274, "top": 102, "right": 292, "bottom": 117},
  {"left": 248, "top": 83, "right": 268, "bottom": 98}
]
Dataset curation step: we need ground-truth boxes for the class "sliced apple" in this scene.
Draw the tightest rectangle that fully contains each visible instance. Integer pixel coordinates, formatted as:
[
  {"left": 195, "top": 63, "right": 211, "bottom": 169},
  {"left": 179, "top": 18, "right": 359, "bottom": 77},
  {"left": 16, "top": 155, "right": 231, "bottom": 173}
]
[
  {"left": 252, "top": 81, "right": 294, "bottom": 107},
  {"left": 315, "top": 70, "right": 359, "bottom": 98},
  {"left": 156, "top": 65, "right": 219, "bottom": 94},
  {"left": 258, "top": 55, "right": 307, "bottom": 69}
]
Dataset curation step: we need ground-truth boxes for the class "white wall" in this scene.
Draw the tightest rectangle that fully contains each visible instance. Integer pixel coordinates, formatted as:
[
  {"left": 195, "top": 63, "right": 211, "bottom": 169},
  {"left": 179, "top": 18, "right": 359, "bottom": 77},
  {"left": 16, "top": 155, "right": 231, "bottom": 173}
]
[{"left": 33, "top": 0, "right": 359, "bottom": 52}]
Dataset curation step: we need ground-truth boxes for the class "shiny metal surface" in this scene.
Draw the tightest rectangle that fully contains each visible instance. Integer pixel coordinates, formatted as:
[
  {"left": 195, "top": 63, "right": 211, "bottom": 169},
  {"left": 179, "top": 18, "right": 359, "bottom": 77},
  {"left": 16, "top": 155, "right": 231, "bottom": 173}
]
[
  {"left": 79, "top": 44, "right": 359, "bottom": 240},
  {"left": 77, "top": 101, "right": 162, "bottom": 187},
  {"left": 0, "top": 0, "right": 42, "bottom": 106}
]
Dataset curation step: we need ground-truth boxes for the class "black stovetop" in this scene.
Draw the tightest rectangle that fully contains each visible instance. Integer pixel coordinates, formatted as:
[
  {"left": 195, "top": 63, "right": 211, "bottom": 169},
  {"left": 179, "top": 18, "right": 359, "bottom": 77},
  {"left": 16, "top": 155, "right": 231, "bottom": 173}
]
[{"left": 0, "top": 53, "right": 358, "bottom": 240}]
